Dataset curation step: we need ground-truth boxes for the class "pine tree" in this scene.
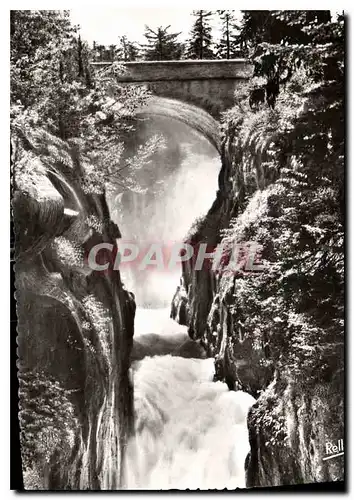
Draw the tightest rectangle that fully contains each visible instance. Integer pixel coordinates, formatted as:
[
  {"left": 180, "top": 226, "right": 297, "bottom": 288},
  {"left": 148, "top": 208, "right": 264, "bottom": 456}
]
[
  {"left": 216, "top": 10, "right": 241, "bottom": 59},
  {"left": 11, "top": 10, "right": 76, "bottom": 107},
  {"left": 238, "top": 10, "right": 332, "bottom": 56},
  {"left": 142, "top": 25, "right": 183, "bottom": 61},
  {"left": 117, "top": 35, "right": 140, "bottom": 61},
  {"left": 186, "top": 10, "right": 215, "bottom": 60},
  {"left": 238, "top": 11, "right": 336, "bottom": 109},
  {"left": 96, "top": 44, "right": 106, "bottom": 61}
]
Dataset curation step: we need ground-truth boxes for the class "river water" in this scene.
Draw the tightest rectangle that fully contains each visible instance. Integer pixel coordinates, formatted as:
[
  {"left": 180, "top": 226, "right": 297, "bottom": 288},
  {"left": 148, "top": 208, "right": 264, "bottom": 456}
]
[
  {"left": 111, "top": 118, "right": 255, "bottom": 489},
  {"left": 122, "top": 307, "right": 255, "bottom": 490}
]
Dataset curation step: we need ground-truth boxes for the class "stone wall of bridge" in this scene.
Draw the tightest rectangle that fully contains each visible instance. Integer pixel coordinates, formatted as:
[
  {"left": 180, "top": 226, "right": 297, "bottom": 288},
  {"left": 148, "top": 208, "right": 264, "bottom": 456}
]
[{"left": 91, "top": 59, "right": 252, "bottom": 119}]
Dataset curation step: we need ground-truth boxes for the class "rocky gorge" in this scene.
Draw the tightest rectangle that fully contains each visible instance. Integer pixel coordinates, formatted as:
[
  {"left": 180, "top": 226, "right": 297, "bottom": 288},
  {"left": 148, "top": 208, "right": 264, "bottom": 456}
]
[
  {"left": 13, "top": 127, "right": 136, "bottom": 489},
  {"left": 170, "top": 89, "right": 344, "bottom": 486},
  {"left": 12, "top": 8, "right": 344, "bottom": 493},
  {"left": 13, "top": 88, "right": 344, "bottom": 490}
]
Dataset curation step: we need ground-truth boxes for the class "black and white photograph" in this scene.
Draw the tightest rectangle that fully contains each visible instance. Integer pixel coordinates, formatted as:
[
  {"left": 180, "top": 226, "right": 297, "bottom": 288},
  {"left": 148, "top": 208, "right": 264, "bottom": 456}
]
[{"left": 10, "top": 7, "right": 345, "bottom": 491}]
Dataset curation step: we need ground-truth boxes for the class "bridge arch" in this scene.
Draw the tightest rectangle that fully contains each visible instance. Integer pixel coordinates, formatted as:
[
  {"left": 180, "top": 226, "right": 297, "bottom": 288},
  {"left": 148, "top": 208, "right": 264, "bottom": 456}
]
[
  {"left": 135, "top": 96, "right": 221, "bottom": 152},
  {"left": 92, "top": 59, "right": 252, "bottom": 121}
]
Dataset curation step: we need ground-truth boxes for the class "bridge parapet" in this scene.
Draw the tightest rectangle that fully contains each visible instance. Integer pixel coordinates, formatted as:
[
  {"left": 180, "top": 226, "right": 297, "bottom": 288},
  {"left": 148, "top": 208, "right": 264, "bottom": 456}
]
[
  {"left": 91, "top": 59, "right": 252, "bottom": 123},
  {"left": 91, "top": 59, "right": 252, "bottom": 82}
]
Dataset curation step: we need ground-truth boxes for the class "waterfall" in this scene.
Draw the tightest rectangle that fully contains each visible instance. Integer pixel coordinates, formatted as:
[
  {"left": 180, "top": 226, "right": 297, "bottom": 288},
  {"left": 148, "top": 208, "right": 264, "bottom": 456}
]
[
  {"left": 106, "top": 110, "right": 256, "bottom": 489},
  {"left": 109, "top": 112, "right": 220, "bottom": 308}
]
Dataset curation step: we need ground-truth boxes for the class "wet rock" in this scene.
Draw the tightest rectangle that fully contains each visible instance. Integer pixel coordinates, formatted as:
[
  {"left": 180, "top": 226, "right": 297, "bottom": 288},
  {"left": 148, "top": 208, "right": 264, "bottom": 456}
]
[
  {"left": 170, "top": 280, "right": 189, "bottom": 326},
  {"left": 13, "top": 129, "right": 135, "bottom": 489}
]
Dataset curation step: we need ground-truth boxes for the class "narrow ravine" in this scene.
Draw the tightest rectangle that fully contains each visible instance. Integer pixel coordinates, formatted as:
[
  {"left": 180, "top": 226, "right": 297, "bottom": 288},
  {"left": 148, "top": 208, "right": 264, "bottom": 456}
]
[
  {"left": 13, "top": 10, "right": 344, "bottom": 491},
  {"left": 104, "top": 113, "right": 257, "bottom": 488}
]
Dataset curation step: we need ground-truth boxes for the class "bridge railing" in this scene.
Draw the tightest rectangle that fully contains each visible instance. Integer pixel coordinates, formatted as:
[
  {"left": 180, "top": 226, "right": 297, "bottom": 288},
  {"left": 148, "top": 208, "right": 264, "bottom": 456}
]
[{"left": 90, "top": 59, "right": 253, "bottom": 82}]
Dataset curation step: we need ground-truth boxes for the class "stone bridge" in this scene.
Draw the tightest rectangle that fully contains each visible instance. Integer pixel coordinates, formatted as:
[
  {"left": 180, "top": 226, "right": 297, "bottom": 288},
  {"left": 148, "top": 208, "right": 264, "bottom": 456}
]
[{"left": 91, "top": 60, "right": 252, "bottom": 151}]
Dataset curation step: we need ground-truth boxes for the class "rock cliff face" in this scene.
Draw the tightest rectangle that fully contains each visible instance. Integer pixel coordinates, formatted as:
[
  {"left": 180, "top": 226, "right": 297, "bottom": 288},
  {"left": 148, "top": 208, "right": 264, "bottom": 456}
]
[
  {"left": 171, "top": 124, "right": 344, "bottom": 486},
  {"left": 246, "top": 377, "right": 344, "bottom": 487},
  {"left": 13, "top": 129, "right": 136, "bottom": 489}
]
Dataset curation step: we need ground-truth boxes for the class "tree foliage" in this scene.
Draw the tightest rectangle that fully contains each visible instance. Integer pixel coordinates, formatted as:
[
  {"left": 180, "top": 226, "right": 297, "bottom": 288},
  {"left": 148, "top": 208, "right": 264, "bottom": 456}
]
[
  {"left": 216, "top": 10, "right": 242, "bottom": 59},
  {"left": 117, "top": 36, "right": 140, "bottom": 61},
  {"left": 218, "top": 10, "right": 344, "bottom": 382},
  {"left": 238, "top": 11, "right": 339, "bottom": 108},
  {"left": 186, "top": 10, "right": 215, "bottom": 60},
  {"left": 142, "top": 25, "right": 183, "bottom": 61},
  {"left": 11, "top": 10, "right": 167, "bottom": 196},
  {"left": 11, "top": 10, "right": 94, "bottom": 139},
  {"left": 19, "top": 371, "right": 79, "bottom": 487},
  {"left": 91, "top": 37, "right": 140, "bottom": 62}
]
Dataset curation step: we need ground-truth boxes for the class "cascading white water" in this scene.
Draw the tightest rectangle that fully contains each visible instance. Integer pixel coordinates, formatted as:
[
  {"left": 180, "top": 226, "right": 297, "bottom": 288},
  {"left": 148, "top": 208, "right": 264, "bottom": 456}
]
[
  {"left": 122, "top": 308, "right": 255, "bottom": 490},
  {"left": 108, "top": 109, "right": 255, "bottom": 489},
  {"left": 124, "top": 352, "right": 255, "bottom": 490},
  {"left": 111, "top": 115, "right": 220, "bottom": 308}
]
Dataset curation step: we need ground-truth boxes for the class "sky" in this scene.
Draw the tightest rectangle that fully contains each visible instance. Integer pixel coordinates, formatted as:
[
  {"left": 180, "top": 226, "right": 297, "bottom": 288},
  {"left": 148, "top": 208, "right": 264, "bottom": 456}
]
[
  {"left": 69, "top": 9, "right": 234, "bottom": 47},
  {"left": 70, "top": 9, "right": 341, "bottom": 48}
]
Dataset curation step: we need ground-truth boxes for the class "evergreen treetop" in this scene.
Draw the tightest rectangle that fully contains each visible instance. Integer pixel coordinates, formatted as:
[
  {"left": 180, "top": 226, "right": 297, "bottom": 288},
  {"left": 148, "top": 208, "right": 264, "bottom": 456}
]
[
  {"left": 141, "top": 25, "right": 183, "bottom": 61},
  {"left": 216, "top": 10, "right": 241, "bottom": 59},
  {"left": 186, "top": 10, "right": 215, "bottom": 60}
]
